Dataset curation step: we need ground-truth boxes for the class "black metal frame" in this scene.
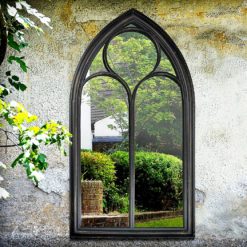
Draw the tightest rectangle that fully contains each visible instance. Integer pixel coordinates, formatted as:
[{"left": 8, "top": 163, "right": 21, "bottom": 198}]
[
  {"left": 0, "top": 11, "right": 7, "bottom": 66},
  {"left": 70, "top": 9, "right": 195, "bottom": 239}
]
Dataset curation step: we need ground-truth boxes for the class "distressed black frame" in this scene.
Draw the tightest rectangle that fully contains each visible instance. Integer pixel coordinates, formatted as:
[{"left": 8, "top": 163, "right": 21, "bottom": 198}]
[
  {"left": 0, "top": 13, "right": 7, "bottom": 66},
  {"left": 70, "top": 9, "right": 195, "bottom": 239}
]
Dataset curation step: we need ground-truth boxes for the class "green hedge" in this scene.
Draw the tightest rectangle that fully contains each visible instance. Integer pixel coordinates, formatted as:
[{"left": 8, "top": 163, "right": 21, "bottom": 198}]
[
  {"left": 111, "top": 151, "right": 182, "bottom": 210},
  {"left": 81, "top": 151, "right": 115, "bottom": 187},
  {"left": 81, "top": 150, "right": 182, "bottom": 212},
  {"left": 81, "top": 151, "right": 128, "bottom": 213}
]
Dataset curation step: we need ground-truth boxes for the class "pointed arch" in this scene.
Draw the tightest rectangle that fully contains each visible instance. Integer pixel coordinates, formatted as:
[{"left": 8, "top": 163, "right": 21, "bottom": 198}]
[{"left": 70, "top": 8, "right": 194, "bottom": 239}]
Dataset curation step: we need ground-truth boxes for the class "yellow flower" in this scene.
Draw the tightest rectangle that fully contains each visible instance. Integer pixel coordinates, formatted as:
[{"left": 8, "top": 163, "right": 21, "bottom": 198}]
[
  {"left": 27, "top": 114, "right": 38, "bottom": 123},
  {"left": 13, "top": 112, "right": 29, "bottom": 125},
  {"left": 29, "top": 126, "right": 40, "bottom": 134},
  {"left": 46, "top": 120, "right": 59, "bottom": 134}
]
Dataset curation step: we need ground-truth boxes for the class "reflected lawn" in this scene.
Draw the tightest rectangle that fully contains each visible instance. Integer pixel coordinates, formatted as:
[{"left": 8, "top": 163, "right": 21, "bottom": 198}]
[{"left": 135, "top": 216, "right": 183, "bottom": 228}]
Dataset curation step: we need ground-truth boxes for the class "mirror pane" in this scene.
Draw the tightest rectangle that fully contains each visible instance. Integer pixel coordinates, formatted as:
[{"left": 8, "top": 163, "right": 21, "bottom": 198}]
[
  {"left": 80, "top": 76, "right": 129, "bottom": 228},
  {"left": 134, "top": 77, "right": 183, "bottom": 228},
  {"left": 107, "top": 32, "right": 158, "bottom": 90},
  {"left": 88, "top": 48, "right": 106, "bottom": 75},
  {"left": 156, "top": 50, "right": 175, "bottom": 75}
]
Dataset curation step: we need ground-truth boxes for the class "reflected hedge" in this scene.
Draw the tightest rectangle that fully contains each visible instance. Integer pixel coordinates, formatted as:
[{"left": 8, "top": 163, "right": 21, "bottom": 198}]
[
  {"left": 81, "top": 151, "right": 128, "bottom": 213},
  {"left": 111, "top": 151, "right": 182, "bottom": 210},
  {"left": 81, "top": 150, "right": 182, "bottom": 212}
]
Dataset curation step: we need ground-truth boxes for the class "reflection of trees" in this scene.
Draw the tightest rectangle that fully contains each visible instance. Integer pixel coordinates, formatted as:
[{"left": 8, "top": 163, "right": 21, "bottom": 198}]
[
  {"left": 83, "top": 77, "right": 128, "bottom": 136},
  {"left": 136, "top": 77, "right": 182, "bottom": 156},
  {"left": 83, "top": 33, "right": 182, "bottom": 156}
]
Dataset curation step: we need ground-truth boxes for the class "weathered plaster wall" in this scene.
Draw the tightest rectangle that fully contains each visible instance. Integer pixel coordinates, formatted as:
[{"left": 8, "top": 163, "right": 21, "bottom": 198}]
[{"left": 0, "top": 0, "right": 247, "bottom": 246}]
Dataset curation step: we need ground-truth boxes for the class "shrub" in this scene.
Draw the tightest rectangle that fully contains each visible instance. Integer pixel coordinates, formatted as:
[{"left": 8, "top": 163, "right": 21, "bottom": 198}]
[
  {"left": 81, "top": 151, "right": 116, "bottom": 186},
  {"left": 81, "top": 151, "right": 116, "bottom": 212},
  {"left": 81, "top": 150, "right": 182, "bottom": 212},
  {"left": 111, "top": 151, "right": 182, "bottom": 210},
  {"left": 105, "top": 189, "right": 129, "bottom": 214},
  {"left": 109, "top": 150, "right": 129, "bottom": 194}
]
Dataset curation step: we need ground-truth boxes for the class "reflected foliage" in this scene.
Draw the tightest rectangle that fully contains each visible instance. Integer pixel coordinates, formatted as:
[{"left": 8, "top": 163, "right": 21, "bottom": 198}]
[
  {"left": 83, "top": 77, "right": 128, "bottom": 138},
  {"left": 136, "top": 78, "right": 182, "bottom": 156},
  {"left": 81, "top": 151, "right": 129, "bottom": 213},
  {"left": 107, "top": 32, "right": 157, "bottom": 87},
  {"left": 111, "top": 151, "right": 182, "bottom": 210},
  {"left": 87, "top": 33, "right": 181, "bottom": 156},
  {"left": 81, "top": 30, "right": 184, "bottom": 227}
]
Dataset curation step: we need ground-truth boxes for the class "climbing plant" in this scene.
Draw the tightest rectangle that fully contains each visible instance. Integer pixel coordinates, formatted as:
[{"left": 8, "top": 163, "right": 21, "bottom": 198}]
[{"left": 0, "top": 1, "right": 71, "bottom": 199}]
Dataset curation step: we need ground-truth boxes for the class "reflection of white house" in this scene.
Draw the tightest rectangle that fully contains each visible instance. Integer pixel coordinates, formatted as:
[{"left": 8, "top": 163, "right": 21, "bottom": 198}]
[
  {"left": 94, "top": 116, "right": 122, "bottom": 137},
  {"left": 80, "top": 93, "right": 123, "bottom": 150},
  {"left": 81, "top": 94, "right": 92, "bottom": 150}
]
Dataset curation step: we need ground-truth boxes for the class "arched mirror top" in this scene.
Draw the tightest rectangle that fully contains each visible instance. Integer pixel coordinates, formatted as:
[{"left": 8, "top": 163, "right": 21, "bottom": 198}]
[{"left": 72, "top": 9, "right": 194, "bottom": 100}]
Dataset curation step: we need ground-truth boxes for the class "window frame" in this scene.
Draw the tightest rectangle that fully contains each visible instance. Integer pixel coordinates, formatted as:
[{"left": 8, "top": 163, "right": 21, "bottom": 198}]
[{"left": 70, "top": 8, "right": 195, "bottom": 239}]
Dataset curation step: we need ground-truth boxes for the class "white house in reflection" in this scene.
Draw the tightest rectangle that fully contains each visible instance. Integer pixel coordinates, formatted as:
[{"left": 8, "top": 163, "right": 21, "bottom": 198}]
[{"left": 81, "top": 93, "right": 123, "bottom": 151}]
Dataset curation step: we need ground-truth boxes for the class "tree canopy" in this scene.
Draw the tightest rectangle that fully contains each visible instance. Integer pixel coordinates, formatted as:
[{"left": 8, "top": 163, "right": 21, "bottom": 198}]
[{"left": 84, "top": 31, "right": 182, "bottom": 156}]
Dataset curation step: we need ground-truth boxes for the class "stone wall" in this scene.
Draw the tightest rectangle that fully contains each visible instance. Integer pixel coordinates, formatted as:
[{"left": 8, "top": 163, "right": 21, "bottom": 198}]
[
  {"left": 83, "top": 214, "right": 129, "bottom": 228},
  {"left": 135, "top": 210, "right": 183, "bottom": 223},
  {"left": 82, "top": 210, "right": 183, "bottom": 228},
  {"left": 0, "top": 0, "right": 247, "bottom": 246},
  {"left": 81, "top": 180, "right": 103, "bottom": 215}
]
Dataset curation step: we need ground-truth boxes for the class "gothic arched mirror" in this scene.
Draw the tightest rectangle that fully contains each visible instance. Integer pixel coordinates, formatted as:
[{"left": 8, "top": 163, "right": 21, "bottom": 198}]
[{"left": 70, "top": 9, "right": 194, "bottom": 239}]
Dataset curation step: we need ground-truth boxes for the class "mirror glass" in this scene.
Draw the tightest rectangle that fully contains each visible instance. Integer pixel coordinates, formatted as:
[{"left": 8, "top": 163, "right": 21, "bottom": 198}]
[
  {"left": 134, "top": 77, "right": 183, "bottom": 228},
  {"left": 107, "top": 32, "right": 157, "bottom": 90},
  {"left": 80, "top": 31, "right": 183, "bottom": 228},
  {"left": 80, "top": 76, "right": 129, "bottom": 228},
  {"left": 157, "top": 50, "right": 175, "bottom": 75}
]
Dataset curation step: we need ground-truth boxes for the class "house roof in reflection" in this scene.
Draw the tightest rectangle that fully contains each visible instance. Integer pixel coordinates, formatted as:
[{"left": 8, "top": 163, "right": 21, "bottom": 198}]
[
  {"left": 91, "top": 105, "right": 107, "bottom": 124},
  {"left": 93, "top": 136, "right": 123, "bottom": 143}
]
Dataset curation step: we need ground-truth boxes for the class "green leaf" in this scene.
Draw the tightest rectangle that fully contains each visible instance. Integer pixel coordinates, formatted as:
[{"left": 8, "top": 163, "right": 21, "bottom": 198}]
[
  {"left": 38, "top": 161, "right": 48, "bottom": 171},
  {"left": 0, "top": 85, "right": 9, "bottom": 97},
  {"left": 8, "top": 77, "right": 27, "bottom": 91},
  {"left": 8, "top": 78, "right": 13, "bottom": 85},
  {"left": 6, "top": 71, "right": 11, "bottom": 76},
  {"left": 8, "top": 34, "right": 21, "bottom": 52},
  {"left": 5, "top": 115, "right": 14, "bottom": 125},
  {"left": 12, "top": 75, "right": 19, "bottom": 81},
  {"left": 19, "top": 83, "right": 27, "bottom": 91},
  {"left": 11, "top": 153, "right": 24, "bottom": 168},
  {"left": 7, "top": 56, "right": 28, "bottom": 72},
  {"left": 37, "top": 153, "right": 46, "bottom": 163},
  {"left": 37, "top": 153, "right": 48, "bottom": 170}
]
